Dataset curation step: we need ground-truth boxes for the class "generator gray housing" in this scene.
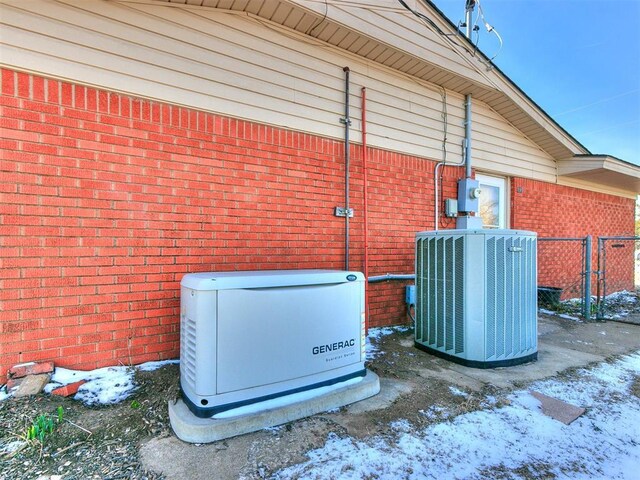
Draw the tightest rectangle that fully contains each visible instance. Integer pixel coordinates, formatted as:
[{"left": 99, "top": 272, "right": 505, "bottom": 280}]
[
  {"left": 180, "top": 270, "right": 366, "bottom": 417},
  {"left": 415, "top": 229, "right": 538, "bottom": 368}
]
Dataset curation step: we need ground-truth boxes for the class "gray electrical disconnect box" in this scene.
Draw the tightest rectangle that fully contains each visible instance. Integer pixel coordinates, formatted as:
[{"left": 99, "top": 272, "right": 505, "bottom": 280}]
[{"left": 445, "top": 199, "right": 458, "bottom": 218}]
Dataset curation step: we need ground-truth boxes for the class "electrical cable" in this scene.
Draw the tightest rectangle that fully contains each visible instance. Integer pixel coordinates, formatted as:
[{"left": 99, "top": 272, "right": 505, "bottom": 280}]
[
  {"left": 259, "top": 0, "right": 502, "bottom": 93},
  {"left": 407, "top": 303, "right": 415, "bottom": 325},
  {"left": 476, "top": 0, "right": 503, "bottom": 63},
  {"left": 469, "top": 1, "right": 481, "bottom": 56},
  {"left": 307, "top": 0, "right": 405, "bottom": 13},
  {"left": 307, "top": 0, "right": 329, "bottom": 36},
  {"left": 434, "top": 84, "right": 463, "bottom": 230},
  {"left": 397, "top": 0, "right": 446, "bottom": 36},
  {"left": 438, "top": 86, "right": 454, "bottom": 229},
  {"left": 395, "top": 0, "right": 502, "bottom": 91},
  {"left": 485, "top": 26, "right": 503, "bottom": 63},
  {"left": 440, "top": 85, "right": 448, "bottom": 164}
]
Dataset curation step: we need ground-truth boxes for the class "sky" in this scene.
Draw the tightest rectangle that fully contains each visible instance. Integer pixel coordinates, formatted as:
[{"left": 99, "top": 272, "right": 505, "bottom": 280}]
[{"left": 434, "top": 0, "right": 640, "bottom": 166}]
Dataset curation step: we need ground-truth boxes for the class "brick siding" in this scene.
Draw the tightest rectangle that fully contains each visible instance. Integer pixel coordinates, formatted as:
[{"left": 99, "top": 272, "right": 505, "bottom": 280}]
[
  {"left": 0, "top": 69, "right": 465, "bottom": 375},
  {"left": 0, "top": 69, "right": 635, "bottom": 376},
  {"left": 512, "top": 178, "right": 636, "bottom": 294}
]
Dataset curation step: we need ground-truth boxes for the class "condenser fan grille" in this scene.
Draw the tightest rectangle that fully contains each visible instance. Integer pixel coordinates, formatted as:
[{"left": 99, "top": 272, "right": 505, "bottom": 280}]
[{"left": 415, "top": 230, "right": 537, "bottom": 368}]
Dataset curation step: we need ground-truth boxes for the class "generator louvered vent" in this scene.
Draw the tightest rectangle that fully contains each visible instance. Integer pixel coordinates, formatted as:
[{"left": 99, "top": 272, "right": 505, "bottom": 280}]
[
  {"left": 180, "top": 312, "right": 197, "bottom": 392},
  {"left": 415, "top": 229, "right": 538, "bottom": 368}
]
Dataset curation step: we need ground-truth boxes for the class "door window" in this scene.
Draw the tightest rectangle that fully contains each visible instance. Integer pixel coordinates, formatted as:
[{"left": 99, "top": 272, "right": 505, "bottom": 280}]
[{"left": 476, "top": 174, "right": 506, "bottom": 229}]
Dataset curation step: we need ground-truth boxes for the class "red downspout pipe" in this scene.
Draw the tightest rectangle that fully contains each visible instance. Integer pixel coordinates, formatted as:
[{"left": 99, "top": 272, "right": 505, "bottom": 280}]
[{"left": 361, "top": 87, "right": 369, "bottom": 333}]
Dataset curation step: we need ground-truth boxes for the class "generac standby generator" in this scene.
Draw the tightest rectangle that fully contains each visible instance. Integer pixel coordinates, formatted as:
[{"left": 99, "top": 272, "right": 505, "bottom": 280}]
[
  {"left": 180, "top": 270, "right": 366, "bottom": 417},
  {"left": 415, "top": 229, "right": 538, "bottom": 368}
]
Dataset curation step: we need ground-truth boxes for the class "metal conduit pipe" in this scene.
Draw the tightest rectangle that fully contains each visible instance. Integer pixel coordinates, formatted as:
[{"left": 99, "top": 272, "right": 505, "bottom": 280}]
[
  {"left": 343, "top": 66, "right": 351, "bottom": 271},
  {"left": 464, "top": 94, "right": 472, "bottom": 177},
  {"left": 434, "top": 162, "right": 444, "bottom": 231},
  {"left": 368, "top": 274, "right": 416, "bottom": 283}
]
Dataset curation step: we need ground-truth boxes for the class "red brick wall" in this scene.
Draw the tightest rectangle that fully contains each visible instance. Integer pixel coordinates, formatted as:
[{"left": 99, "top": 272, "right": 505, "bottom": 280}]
[
  {"left": 511, "top": 178, "right": 634, "bottom": 237},
  {"left": 0, "top": 69, "right": 464, "bottom": 375},
  {"left": 512, "top": 178, "right": 636, "bottom": 294},
  {"left": 1, "top": 70, "right": 636, "bottom": 376}
]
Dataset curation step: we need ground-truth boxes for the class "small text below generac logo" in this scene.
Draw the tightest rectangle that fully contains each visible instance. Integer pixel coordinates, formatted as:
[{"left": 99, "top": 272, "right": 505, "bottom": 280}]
[{"left": 312, "top": 339, "right": 355, "bottom": 355}]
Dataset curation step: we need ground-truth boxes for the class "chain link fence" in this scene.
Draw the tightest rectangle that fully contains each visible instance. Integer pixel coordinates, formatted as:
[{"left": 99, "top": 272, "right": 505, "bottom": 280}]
[
  {"left": 536, "top": 236, "right": 639, "bottom": 323},
  {"left": 538, "top": 237, "right": 590, "bottom": 318},
  {"left": 596, "top": 237, "right": 640, "bottom": 322}
]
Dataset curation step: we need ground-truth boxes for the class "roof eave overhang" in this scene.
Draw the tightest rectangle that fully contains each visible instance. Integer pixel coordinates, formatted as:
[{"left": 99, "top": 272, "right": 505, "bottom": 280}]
[
  {"left": 280, "top": 0, "right": 588, "bottom": 160},
  {"left": 558, "top": 155, "right": 640, "bottom": 194},
  {"left": 152, "top": 0, "right": 627, "bottom": 165}
]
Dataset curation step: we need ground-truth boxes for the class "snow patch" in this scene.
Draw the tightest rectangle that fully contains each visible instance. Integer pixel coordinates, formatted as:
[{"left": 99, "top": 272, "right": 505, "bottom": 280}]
[
  {"left": 448, "top": 386, "right": 468, "bottom": 397},
  {"left": 264, "top": 425, "right": 284, "bottom": 433},
  {"left": 365, "top": 337, "right": 384, "bottom": 362},
  {"left": 44, "top": 365, "right": 137, "bottom": 405},
  {"left": 366, "top": 326, "right": 409, "bottom": 341},
  {"left": 0, "top": 440, "right": 26, "bottom": 456},
  {"left": 605, "top": 290, "right": 638, "bottom": 303},
  {"left": 482, "top": 395, "right": 498, "bottom": 407},
  {"left": 43, "top": 359, "right": 179, "bottom": 406},
  {"left": 0, "top": 385, "right": 11, "bottom": 402},
  {"left": 418, "top": 405, "right": 450, "bottom": 421},
  {"left": 366, "top": 326, "right": 409, "bottom": 361},
  {"left": 557, "top": 313, "right": 581, "bottom": 321},
  {"left": 136, "top": 359, "right": 179, "bottom": 372},
  {"left": 275, "top": 351, "right": 640, "bottom": 480},
  {"left": 389, "top": 419, "right": 413, "bottom": 433}
]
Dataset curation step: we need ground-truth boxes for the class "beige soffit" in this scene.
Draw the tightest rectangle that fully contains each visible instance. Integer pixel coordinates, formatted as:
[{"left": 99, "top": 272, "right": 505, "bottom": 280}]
[
  {"left": 147, "top": 0, "right": 588, "bottom": 161},
  {"left": 558, "top": 156, "right": 640, "bottom": 194}
]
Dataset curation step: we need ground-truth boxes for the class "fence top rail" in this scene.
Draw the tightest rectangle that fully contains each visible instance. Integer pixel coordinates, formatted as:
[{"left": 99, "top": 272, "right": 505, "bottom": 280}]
[
  {"left": 539, "top": 237, "right": 588, "bottom": 241},
  {"left": 598, "top": 236, "right": 640, "bottom": 242}
]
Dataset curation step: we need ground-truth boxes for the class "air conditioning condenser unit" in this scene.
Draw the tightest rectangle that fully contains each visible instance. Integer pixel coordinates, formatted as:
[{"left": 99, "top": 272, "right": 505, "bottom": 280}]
[{"left": 415, "top": 229, "right": 537, "bottom": 368}]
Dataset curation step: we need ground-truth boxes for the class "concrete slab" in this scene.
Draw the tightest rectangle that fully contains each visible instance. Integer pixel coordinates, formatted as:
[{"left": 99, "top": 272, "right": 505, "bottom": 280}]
[
  {"left": 530, "top": 390, "right": 586, "bottom": 425},
  {"left": 345, "top": 378, "right": 413, "bottom": 414},
  {"left": 409, "top": 317, "right": 640, "bottom": 390},
  {"left": 169, "top": 370, "right": 380, "bottom": 443},
  {"left": 141, "top": 435, "right": 256, "bottom": 480},
  {"left": 445, "top": 342, "right": 603, "bottom": 389},
  {"left": 413, "top": 365, "right": 486, "bottom": 392}
]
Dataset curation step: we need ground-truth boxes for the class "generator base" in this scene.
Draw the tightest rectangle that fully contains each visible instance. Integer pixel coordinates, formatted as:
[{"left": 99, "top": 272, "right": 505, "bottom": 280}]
[
  {"left": 182, "top": 369, "right": 366, "bottom": 418},
  {"left": 414, "top": 342, "right": 538, "bottom": 369},
  {"left": 169, "top": 369, "right": 380, "bottom": 443}
]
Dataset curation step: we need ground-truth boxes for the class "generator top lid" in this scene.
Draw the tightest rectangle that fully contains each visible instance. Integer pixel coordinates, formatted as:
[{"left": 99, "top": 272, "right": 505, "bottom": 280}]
[
  {"left": 181, "top": 269, "right": 365, "bottom": 291},
  {"left": 416, "top": 229, "right": 537, "bottom": 238}
]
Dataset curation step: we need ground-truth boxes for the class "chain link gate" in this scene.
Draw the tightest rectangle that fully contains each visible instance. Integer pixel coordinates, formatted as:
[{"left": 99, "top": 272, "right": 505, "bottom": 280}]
[
  {"left": 596, "top": 236, "right": 640, "bottom": 321},
  {"left": 538, "top": 237, "right": 592, "bottom": 320}
]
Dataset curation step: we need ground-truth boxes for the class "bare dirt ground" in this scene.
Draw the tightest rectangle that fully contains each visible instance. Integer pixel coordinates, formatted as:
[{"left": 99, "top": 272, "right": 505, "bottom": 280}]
[
  {"left": 2, "top": 309, "right": 640, "bottom": 480},
  {"left": 0, "top": 366, "right": 179, "bottom": 480},
  {"left": 2, "top": 340, "right": 498, "bottom": 480}
]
